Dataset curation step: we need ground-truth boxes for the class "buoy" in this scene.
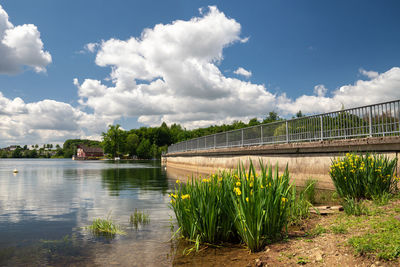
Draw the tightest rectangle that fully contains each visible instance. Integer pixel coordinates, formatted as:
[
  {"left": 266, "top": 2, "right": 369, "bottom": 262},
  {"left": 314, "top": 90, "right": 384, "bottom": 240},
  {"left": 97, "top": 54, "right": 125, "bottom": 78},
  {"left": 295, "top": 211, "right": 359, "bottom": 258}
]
[{"left": 13, "top": 169, "right": 18, "bottom": 173}]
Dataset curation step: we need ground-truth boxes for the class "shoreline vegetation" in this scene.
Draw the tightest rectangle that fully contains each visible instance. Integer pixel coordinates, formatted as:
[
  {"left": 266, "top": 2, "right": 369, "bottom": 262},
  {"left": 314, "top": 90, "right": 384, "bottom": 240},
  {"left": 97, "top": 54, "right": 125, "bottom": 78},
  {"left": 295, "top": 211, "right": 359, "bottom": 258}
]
[{"left": 169, "top": 153, "right": 400, "bottom": 265}]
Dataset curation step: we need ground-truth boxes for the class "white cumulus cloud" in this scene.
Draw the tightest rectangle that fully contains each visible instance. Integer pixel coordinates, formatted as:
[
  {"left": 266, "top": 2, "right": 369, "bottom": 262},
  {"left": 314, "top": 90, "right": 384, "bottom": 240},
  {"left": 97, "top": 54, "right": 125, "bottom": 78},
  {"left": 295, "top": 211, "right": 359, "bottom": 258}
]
[
  {"left": 0, "top": 5, "right": 51, "bottom": 74},
  {"left": 359, "top": 68, "right": 379, "bottom": 79},
  {"left": 76, "top": 6, "right": 276, "bottom": 128},
  {"left": 277, "top": 67, "right": 400, "bottom": 115},
  {"left": 234, "top": 67, "right": 252, "bottom": 78}
]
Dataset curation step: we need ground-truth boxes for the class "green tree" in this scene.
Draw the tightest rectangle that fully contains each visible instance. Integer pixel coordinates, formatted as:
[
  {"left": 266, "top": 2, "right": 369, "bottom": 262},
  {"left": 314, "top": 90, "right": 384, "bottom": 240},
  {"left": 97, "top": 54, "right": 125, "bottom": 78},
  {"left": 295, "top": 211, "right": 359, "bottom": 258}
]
[
  {"left": 102, "top": 124, "right": 126, "bottom": 157},
  {"left": 136, "top": 139, "right": 151, "bottom": 159},
  {"left": 126, "top": 133, "right": 140, "bottom": 156}
]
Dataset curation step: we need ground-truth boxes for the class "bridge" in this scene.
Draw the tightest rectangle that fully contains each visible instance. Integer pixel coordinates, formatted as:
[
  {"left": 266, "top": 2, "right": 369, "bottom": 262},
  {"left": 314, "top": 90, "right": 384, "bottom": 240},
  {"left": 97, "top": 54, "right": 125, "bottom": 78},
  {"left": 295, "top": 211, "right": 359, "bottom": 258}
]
[{"left": 163, "top": 99, "right": 400, "bottom": 190}]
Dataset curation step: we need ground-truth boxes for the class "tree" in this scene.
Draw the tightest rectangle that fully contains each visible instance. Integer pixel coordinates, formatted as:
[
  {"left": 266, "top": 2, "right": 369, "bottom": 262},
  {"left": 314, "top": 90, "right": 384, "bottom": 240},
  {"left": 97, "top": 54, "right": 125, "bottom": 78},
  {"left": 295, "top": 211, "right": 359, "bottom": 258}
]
[
  {"left": 248, "top": 118, "right": 260, "bottom": 127},
  {"left": 126, "top": 133, "right": 140, "bottom": 156},
  {"left": 263, "top": 111, "right": 280, "bottom": 124},
  {"left": 296, "top": 110, "right": 304, "bottom": 118},
  {"left": 136, "top": 139, "right": 151, "bottom": 159},
  {"left": 102, "top": 124, "right": 126, "bottom": 157}
]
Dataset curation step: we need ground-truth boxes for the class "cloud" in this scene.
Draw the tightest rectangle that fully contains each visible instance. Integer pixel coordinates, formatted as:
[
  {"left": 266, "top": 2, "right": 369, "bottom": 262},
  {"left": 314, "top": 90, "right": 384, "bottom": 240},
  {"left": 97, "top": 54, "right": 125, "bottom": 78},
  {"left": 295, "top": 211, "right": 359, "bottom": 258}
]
[
  {"left": 359, "top": 68, "right": 379, "bottom": 79},
  {"left": 84, "top": 42, "right": 99, "bottom": 53},
  {"left": 277, "top": 67, "right": 400, "bottom": 115},
  {"left": 0, "top": 92, "right": 112, "bottom": 146},
  {"left": 234, "top": 67, "right": 252, "bottom": 78},
  {"left": 1, "top": 5, "right": 399, "bottom": 147},
  {"left": 0, "top": 5, "right": 51, "bottom": 74},
  {"left": 76, "top": 6, "right": 275, "bottom": 128}
]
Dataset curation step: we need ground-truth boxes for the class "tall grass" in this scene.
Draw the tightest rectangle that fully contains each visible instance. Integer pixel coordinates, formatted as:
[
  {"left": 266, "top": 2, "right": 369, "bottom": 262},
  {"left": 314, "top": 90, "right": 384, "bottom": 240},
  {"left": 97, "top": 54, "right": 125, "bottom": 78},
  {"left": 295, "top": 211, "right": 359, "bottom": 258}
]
[
  {"left": 87, "top": 217, "right": 126, "bottom": 237},
  {"left": 169, "top": 160, "right": 293, "bottom": 252},
  {"left": 330, "top": 153, "right": 398, "bottom": 200}
]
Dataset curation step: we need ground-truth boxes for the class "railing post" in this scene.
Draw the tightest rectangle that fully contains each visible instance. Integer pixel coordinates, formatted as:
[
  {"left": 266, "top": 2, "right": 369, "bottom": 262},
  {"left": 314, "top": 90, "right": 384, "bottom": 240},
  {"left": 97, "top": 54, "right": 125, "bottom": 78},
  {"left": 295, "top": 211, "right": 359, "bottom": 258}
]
[
  {"left": 185, "top": 141, "right": 187, "bottom": 151},
  {"left": 241, "top": 129, "right": 244, "bottom": 147},
  {"left": 226, "top": 132, "right": 228, "bottom": 147},
  {"left": 320, "top": 115, "right": 323, "bottom": 141},
  {"left": 260, "top": 125, "right": 263, "bottom": 145},
  {"left": 369, "top": 106, "right": 373, "bottom": 137},
  {"left": 197, "top": 139, "right": 199, "bottom": 151},
  {"left": 213, "top": 135, "right": 216, "bottom": 149},
  {"left": 286, "top": 121, "right": 289, "bottom": 143}
]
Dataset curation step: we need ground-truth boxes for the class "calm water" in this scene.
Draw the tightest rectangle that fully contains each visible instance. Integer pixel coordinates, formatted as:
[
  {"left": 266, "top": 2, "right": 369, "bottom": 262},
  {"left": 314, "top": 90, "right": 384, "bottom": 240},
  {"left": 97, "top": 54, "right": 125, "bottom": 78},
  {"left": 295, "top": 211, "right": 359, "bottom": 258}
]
[{"left": 0, "top": 159, "right": 179, "bottom": 266}]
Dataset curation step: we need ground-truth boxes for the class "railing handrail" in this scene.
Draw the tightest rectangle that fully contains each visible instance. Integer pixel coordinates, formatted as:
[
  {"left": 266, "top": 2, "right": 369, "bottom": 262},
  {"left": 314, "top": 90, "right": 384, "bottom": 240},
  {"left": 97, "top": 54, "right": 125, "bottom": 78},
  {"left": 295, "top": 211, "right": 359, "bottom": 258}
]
[{"left": 167, "top": 99, "right": 400, "bottom": 153}]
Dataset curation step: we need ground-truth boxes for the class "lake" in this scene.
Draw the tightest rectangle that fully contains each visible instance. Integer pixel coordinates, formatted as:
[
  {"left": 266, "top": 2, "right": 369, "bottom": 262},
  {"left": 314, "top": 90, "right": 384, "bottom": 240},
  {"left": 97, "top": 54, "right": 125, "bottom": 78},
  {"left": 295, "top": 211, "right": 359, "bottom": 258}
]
[{"left": 0, "top": 159, "right": 180, "bottom": 266}]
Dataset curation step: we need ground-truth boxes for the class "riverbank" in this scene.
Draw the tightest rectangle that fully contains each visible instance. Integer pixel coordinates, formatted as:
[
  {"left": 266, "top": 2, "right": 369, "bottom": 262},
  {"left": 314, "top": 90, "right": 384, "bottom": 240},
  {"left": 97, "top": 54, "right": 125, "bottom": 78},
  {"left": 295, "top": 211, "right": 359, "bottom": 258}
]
[{"left": 172, "top": 196, "right": 400, "bottom": 266}]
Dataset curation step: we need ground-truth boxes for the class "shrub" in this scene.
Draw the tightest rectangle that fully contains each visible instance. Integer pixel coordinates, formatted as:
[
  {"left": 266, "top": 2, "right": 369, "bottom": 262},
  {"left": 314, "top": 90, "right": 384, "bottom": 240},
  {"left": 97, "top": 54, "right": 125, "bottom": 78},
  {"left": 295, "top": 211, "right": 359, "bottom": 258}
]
[
  {"left": 169, "top": 160, "right": 292, "bottom": 252},
  {"left": 329, "top": 153, "right": 398, "bottom": 200}
]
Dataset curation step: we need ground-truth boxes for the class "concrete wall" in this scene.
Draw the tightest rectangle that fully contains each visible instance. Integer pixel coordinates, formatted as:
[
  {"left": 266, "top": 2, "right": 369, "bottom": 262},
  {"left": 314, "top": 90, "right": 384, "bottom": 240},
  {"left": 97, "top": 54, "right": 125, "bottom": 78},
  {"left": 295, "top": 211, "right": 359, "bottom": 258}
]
[{"left": 163, "top": 136, "right": 400, "bottom": 190}]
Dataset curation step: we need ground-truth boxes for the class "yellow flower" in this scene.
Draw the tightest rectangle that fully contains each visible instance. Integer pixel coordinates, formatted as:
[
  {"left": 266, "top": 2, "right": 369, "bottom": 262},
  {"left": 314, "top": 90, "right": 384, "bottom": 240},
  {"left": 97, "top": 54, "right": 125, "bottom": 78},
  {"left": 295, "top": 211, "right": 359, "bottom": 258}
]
[
  {"left": 246, "top": 197, "right": 249, "bottom": 202},
  {"left": 176, "top": 180, "right": 181, "bottom": 184},
  {"left": 202, "top": 178, "right": 210, "bottom": 183},
  {"left": 170, "top": 199, "right": 175, "bottom": 204},
  {"left": 260, "top": 184, "right": 264, "bottom": 189},
  {"left": 181, "top": 194, "right": 190, "bottom": 200},
  {"left": 281, "top": 197, "right": 288, "bottom": 203},
  {"left": 234, "top": 187, "right": 242, "bottom": 196},
  {"left": 249, "top": 182, "right": 253, "bottom": 188},
  {"left": 236, "top": 181, "right": 241, "bottom": 187}
]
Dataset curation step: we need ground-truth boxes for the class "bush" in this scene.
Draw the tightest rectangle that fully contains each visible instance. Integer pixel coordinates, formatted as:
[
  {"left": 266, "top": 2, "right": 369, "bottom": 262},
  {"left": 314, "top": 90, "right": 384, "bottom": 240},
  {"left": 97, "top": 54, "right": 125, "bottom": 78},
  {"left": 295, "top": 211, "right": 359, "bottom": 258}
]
[
  {"left": 169, "top": 160, "right": 292, "bottom": 252},
  {"left": 329, "top": 153, "right": 398, "bottom": 200}
]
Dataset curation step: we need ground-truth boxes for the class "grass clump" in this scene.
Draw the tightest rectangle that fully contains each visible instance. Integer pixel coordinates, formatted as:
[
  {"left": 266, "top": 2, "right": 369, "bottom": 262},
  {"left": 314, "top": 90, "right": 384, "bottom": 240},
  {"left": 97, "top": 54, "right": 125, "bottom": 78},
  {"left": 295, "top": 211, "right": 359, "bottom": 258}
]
[
  {"left": 130, "top": 209, "right": 150, "bottom": 229},
  {"left": 330, "top": 153, "right": 398, "bottom": 200},
  {"left": 87, "top": 217, "right": 126, "bottom": 237},
  {"left": 342, "top": 197, "right": 369, "bottom": 216},
  {"left": 287, "top": 184, "right": 312, "bottom": 226},
  {"left": 331, "top": 223, "right": 348, "bottom": 234},
  {"left": 169, "top": 160, "right": 293, "bottom": 252},
  {"left": 302, "top": 179, "right": 317, "bottom": 204}
]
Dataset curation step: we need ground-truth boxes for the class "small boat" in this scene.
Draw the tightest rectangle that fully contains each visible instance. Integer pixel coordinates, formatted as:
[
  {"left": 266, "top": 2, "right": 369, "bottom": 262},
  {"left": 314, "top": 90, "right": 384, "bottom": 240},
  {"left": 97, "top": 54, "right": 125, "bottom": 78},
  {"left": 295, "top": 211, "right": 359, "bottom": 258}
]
[
  {"left": 114, "top": 157, "right": 120, "bottom": 161},
  {"left": 13, "top": 169, "right": 18, "bottom": 173}
]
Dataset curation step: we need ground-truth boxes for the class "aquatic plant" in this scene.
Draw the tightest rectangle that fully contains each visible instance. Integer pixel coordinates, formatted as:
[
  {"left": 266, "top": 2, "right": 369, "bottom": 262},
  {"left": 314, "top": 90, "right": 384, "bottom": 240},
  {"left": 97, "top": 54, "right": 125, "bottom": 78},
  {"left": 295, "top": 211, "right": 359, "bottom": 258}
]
[
  {"left": 130, "top": 209, "right": 150, "bottom": 229},
  {"left": 169, "top": 160, "right": 293, "bottom": 252},
  {"left": 87, "top": 217, "right": 126, "bottom": 237},
  {"left": 330, "top": 153, "right": 398, "bottom": 199}
]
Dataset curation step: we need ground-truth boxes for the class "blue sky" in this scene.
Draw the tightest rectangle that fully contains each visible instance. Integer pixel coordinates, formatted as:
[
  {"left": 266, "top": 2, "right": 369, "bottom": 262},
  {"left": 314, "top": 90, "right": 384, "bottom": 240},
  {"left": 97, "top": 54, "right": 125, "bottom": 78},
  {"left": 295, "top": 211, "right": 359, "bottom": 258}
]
[{"left": 0, "top": 0, "right": 399, "bottom": 146}]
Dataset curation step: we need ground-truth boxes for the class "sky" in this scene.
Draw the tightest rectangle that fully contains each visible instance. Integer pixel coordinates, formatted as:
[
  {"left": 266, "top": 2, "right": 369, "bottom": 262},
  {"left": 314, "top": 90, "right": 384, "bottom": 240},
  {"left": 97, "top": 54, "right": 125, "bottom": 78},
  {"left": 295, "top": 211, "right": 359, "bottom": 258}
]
[{"left": 0, "top": 0, "right": 400, "bottom": 147}]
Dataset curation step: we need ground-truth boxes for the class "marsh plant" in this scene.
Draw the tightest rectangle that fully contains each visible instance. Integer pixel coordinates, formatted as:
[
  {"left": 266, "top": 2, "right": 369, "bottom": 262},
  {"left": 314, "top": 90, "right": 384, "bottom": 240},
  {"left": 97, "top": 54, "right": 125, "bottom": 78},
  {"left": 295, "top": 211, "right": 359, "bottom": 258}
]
[
  {"left": 302, "top": 179, "right": 317, "bottom": 204},
  {"left": 130, "top": 209, "right": 150, "bottom": 229},
  {"left": 169, "top": 160, "right": 294, "bottom": 252},
  {"left": 330, "top": 153, "right": 398, "bottom": 200},
  {"left": 87, "top": 217, "right": 126, "bottom": 237},
  {"left": 342, "top": 197, "right": 369, "bottom": 216}
]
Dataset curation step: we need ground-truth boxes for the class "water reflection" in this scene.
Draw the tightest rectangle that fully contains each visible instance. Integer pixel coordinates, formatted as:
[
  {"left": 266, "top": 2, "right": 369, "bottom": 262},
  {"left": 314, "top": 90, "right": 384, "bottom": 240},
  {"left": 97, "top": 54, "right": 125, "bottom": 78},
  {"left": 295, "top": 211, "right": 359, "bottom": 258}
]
[{"left": 0, "top": 159, "right": 176, "bottom": 266}]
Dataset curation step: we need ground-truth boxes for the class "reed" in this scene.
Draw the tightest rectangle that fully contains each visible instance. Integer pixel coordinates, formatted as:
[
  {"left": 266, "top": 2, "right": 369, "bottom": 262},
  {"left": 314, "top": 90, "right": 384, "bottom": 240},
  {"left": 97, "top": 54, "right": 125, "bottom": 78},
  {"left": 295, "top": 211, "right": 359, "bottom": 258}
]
[
  {"left": 87, "top": 217, "right": 126, "bottom": 237},
  {"left": 169, "top": 160, "right": 292, "bottom": 252},
  {"left": 130, "top": 209, "right": 150, "bottom": 229}
]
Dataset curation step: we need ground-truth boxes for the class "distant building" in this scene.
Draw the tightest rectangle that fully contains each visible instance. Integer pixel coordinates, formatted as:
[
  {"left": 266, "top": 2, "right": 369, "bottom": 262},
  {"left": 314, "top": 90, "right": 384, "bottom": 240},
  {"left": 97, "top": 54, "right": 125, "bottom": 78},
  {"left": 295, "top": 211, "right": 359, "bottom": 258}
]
[{"left": 76, "top": 145, "right": 104, "bottom": 159}]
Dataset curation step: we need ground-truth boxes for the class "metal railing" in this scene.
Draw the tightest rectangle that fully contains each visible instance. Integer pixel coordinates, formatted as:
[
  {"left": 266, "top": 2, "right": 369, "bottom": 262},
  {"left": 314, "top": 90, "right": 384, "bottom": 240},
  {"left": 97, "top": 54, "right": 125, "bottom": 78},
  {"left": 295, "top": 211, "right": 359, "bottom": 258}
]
[{"left": 167, "top": 99, "right": 400, "bottom": 153}]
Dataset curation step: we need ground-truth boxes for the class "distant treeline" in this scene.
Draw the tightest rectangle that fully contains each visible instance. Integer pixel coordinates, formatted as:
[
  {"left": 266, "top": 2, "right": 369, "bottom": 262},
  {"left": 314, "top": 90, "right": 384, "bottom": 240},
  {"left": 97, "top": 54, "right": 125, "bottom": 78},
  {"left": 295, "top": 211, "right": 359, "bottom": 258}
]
[
  {"left": 0, "top": 111, "right": 286, "bottom": 159},
  {"left": 100, "top": 112, "right": 283, "bottom": 159}
]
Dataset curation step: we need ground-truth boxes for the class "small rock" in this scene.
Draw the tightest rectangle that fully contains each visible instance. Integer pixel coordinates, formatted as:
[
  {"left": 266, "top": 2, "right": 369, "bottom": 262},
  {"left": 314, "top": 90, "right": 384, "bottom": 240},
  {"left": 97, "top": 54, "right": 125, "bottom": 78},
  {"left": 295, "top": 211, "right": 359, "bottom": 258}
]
[
  {"left": 370, "top": 264, "right": 376, "bottom": 267},
  {"left": 255, "top": 258, "right": 263, "bottom": 267},
  {"left": 315, "top": 251, "right": 323, "bottom": 262},
  {"left": 375, "top": 261, "right": 381, "bottom": 266}
]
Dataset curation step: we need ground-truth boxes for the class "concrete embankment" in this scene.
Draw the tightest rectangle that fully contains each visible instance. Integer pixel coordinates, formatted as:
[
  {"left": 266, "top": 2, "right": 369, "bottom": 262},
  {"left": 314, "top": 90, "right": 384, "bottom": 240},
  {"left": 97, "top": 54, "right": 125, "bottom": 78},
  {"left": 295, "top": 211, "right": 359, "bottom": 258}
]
[{"left": 163, "top": 136, "right": 400, "bottom": 190}]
